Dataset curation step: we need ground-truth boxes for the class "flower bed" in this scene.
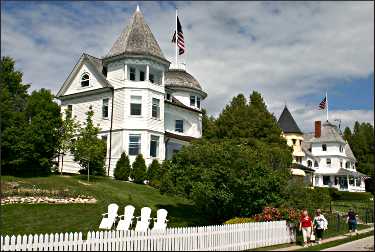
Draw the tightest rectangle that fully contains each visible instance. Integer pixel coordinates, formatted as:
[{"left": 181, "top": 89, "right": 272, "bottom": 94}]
[{"left": 1, "top": 196, "right": 97, "bottom": 205}]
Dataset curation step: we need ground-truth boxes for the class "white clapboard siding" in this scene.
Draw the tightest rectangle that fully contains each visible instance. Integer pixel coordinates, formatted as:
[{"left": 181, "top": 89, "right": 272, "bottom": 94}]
[{"left": 1, "top": 221, "right": 295, "bottom": 251}]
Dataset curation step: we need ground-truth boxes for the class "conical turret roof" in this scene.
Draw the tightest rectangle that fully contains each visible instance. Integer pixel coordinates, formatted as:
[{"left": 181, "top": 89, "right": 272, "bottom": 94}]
[
  {"left": 277, "top": 106, "right": 302, "bottom": 134},
  {"left": 105, "top": 6, "right": 167, "bottom": 63}
]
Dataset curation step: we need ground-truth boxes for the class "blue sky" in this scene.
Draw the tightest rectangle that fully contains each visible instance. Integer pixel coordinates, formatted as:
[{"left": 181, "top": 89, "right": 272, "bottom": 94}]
[{"left": 1, "top": 1, "right": 374, "bottom": 131}]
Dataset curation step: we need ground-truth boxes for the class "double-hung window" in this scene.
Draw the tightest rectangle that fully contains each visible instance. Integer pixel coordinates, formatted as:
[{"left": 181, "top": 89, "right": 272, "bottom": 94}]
[
  {"left": 326, "top": 158, "right": 331, "bottom": 166},
  {"left": 130, "top": 96, "right": 142, "bottom": 116},
  {"left": 140, "top": 71, "right": 145, "bottom": 81},
  {"left": 150, "top": 135, "right": 159, "bottom": 158},
  {"left": 175, "top": 120, "right": 184, "bottom": 133},
  {"left": 152, "top": 98, "right": 160, "bottom": 119},
  {"left": 129, "top": 134, "right": 141, "bottom": 156},
  {"left": 190, "top": 96, "right": 196, "bottom": 107},
  {"left": 197, "top": 97, "right": 201, "bottom": 108},
  {"left": 322, "top": 144, "right": 327, "bottom": 151},
  {"left": 102, "top": 98, "right": 109, "bottom": 118},
  {"left": 149, "top": 74, "right": 154, "bottom": 83},
  {"left": 67, "top": 105, "right": 73, "bottom": 119},
  {"left": 130, "top": 67, "right": 136, "bottom": 81}
]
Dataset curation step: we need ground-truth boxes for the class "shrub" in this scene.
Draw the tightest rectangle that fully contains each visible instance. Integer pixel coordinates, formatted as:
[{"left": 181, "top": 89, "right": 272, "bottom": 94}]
[
  {"left": 282, "top": 179, "right": 331, "bottom": 212},
  {"left": 131, "top": 154, "right": 146, "bottom": 184},
  {"left": 334, "top": 191, "right": 373, "bottom": 201},
  {"left": 114, "top": 152, "right": 131, "bottom": 181},
  {"left": 224, "top": 217, "right": 256, "bottom": 225},
  {"left": 147, "top": 159, "right": 161, "bottom": 187},
  {"left": 160, "top": 139, "right": 292, "bottom": 222}
]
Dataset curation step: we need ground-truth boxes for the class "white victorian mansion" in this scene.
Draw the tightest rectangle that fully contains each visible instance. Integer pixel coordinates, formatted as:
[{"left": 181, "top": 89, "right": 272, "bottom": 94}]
[{"left": 56, "top": 6, "right": 207, "bottom": 176}]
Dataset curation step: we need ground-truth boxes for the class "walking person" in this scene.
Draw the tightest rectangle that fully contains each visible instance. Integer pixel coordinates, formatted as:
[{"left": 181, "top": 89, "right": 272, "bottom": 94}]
[
  {"left": 347, "top": 209, "right": 358, "bottom": 235},
  {"left": 299, "top": 209, "right": 313, "bottom": 247},
  {"left": 313, "top": 209, "right": 328, "bottom": 244}
]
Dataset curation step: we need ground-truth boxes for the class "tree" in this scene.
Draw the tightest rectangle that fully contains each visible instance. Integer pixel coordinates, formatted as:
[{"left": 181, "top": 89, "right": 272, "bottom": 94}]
[
  {"left": 345, "top": 122, "right": 374, "bottom": 178},
  {"left": 71, "top": 109, "right": 106, "bottom": 176},
  {"left": 147, "top": 159, "right": 161, "bottom": 187},
  {"left": 57, "top": 109, "right": 79, "bottom": 174},
  {"left": 202, "top": 109, "right": 217, "bottom": 139},
  {"left": 343, "top": 127, "right": 352, "bottom": 143},
  {"left": 114, "top": 152, "right": 131, "bottom": 181},
  {"left": 1, "top": 56, "right": 30, "bottom": 174},
  {"left": 160, "top": 139, "right": 292, "bottom": 222},
  {"left": 131, "top": 154, "right": 147, "bottom": 184},
  {"left": 214, "top": 92, "right": 286, "bottom": 145},
  {"left": 1, "top": 87, "right": 62, "bottom": 176}
]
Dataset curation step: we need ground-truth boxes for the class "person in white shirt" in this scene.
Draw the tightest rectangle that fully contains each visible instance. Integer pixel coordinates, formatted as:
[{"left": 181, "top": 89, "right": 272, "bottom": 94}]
[{"left": 313, "top": 209, "right": 328, "bottom": 244}]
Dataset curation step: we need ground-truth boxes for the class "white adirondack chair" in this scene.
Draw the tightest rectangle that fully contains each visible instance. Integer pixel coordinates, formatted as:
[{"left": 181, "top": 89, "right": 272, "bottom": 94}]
[
  {"left": 152, "top": 209, "right": 169, "bottom": 232},
  {"left": 99, "top": 203, "right": 119, "bottom": 230},
  {"left": 134, "top": 207, "right": 152, "bottom": 232},
  {"left": 116, "top": 205, "right": 135, "bottom": 231}
]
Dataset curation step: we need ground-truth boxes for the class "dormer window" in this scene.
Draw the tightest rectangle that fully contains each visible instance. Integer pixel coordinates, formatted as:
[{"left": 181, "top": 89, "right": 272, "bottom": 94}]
[
  {"left": 322, "top": 144, "right": 327, "bottom": 151},
  {"left": 81, "top": 73, "right": 90, "bottom": 87},
  {"left": 339, "top": 145, "right": 343, "bottom": 152},
  {"left": 190, "top": 96, "right": 196, "bottom": 106}
]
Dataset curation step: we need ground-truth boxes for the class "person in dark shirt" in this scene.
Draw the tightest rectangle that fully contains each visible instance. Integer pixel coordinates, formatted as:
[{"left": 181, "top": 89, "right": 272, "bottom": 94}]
[{"left": 347, "top": 209, "right": 358, "bottom": 234}]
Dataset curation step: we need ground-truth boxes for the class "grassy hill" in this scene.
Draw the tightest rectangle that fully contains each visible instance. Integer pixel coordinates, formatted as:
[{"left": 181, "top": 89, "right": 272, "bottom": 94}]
[{"left": 0, "top": 175, "right": 209, "bottom": 236}]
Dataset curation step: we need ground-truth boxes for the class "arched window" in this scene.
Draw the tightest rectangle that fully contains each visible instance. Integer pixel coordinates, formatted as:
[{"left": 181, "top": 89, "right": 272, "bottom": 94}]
[
  {"left": 314, "top": 161, "right": 319, "bottom": 167},
  {"left": 307, "top": 160, "right": 312, "bottom": 167},
  {"left": 81, "top": 73, "right": 90, "bottom": 87},
  {"left": 345, "top": 161, "right": 350, "bottom": 169}
]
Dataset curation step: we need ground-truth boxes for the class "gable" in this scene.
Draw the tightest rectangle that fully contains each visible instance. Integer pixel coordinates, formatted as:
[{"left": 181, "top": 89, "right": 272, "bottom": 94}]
[{"left": 57, "top": 54, "right": 112, "bottom": 97}]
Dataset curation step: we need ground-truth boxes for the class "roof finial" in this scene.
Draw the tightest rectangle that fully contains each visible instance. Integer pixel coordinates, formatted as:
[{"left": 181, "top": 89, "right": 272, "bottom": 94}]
[{"left": 136, "top": 4, "right": 140, "bottom": 12}]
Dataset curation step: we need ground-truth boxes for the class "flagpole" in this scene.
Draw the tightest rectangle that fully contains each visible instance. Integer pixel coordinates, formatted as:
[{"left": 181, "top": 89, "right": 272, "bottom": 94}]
[
  {"left": 175, "top": 8, "right": 178, "bottom": 67},
  {"left": 326, "top": 91, "right": 329, "bottom": 122}
]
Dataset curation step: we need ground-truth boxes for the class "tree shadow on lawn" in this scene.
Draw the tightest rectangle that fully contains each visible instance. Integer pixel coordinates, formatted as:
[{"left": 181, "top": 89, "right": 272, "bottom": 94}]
[{"left": 155, "top": 203, "right": 212, "bottom": 227}]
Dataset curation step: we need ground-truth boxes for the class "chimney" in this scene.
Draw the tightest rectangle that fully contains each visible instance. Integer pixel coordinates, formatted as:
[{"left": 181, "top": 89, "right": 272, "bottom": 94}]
[{"left": 315, "top": 121, "right": 321, "bottom": 138}]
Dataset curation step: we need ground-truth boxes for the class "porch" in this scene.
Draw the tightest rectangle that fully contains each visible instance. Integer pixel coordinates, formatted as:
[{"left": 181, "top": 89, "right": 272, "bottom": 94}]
[{"left": 314, "top": 168, "right": 367, "bottom": 192}]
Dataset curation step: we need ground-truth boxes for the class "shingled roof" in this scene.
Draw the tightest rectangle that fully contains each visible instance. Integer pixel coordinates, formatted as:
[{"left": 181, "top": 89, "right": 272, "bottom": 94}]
[
  {"left": 277, "top": 106, "right": 302, "bottom": 134},
  {"left": 105, "top": 6, "right": 168, "bottom": 63},
  {"left": 309, "top": 121, "right": 346, "bottom": 144},
  {"left": 165, "top": 69, "right": 207, "bottom": 98}
]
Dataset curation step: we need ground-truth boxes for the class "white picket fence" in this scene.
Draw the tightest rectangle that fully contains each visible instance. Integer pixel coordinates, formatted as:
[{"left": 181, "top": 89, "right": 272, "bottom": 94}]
[{"left": 1, "top": 221, "right": 295, "bottom": 251}]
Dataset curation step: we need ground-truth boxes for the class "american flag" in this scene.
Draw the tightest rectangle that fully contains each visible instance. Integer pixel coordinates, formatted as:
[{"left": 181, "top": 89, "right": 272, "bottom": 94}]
[
  {"left": 172, "top": 16, "right": 185, "bottom": 55},
  {"left": 319, "top": 96, "right": 327, "bottom": 110}
]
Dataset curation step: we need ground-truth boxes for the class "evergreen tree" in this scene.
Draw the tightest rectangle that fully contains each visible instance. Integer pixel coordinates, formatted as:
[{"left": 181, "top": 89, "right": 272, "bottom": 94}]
[
  {"left": 147, "top": 159, "right": 161, "bottom": 187},
  {"left": 71, "top": 109, "right": 106, "bottom": 176},
  {"left": 346, "top": 121, "right": 374, "bottom": 177},
  {"left": 114, "top": 152, "right": 131, "bottom": 181},
  {"left": 343, "top": 127, "right": 352, "bottom": 142},
  {"left": 202, "top": 109, "right": 217, "bottom": 139},
  {"left": 215, "top": 94, "right": 249, "bottom": 139},
  {"left": 131, "top": 154, "right": 147, "bottom": 184}
]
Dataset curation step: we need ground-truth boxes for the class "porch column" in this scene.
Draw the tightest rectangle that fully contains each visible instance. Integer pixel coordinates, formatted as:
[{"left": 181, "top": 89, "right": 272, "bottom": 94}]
[
  {"left": 354, "top": 177, "right": 357, "bottom": 187},
  {"left": 146, "top": 64, "right": 150, "bottom": 81},
  {"left": 162, "top": 71, "right": 165, "bottom": 86},
  {"left": 124, "top": 64, "right": 128, "bottom": 80},
  {"left": 346, "top": 175, "right": 349, "bottom": 190}
]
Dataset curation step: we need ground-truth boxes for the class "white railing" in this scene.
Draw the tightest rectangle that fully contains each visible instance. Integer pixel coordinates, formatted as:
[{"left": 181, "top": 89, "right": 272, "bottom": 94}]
[{"left": 1, "top": 221, "right": 295, "bottom": 251}]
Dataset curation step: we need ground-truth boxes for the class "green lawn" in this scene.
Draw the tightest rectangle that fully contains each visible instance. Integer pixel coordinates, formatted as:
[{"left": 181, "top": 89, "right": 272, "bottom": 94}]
[{"left": 0, "top": 175, "right": 209, "bottom": 236}]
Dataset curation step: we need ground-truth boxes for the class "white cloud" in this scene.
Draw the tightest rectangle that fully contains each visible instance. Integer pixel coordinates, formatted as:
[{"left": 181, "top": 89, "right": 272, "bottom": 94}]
[{"left": 1, "top": 1, "right": 373, "bottom": 131}]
